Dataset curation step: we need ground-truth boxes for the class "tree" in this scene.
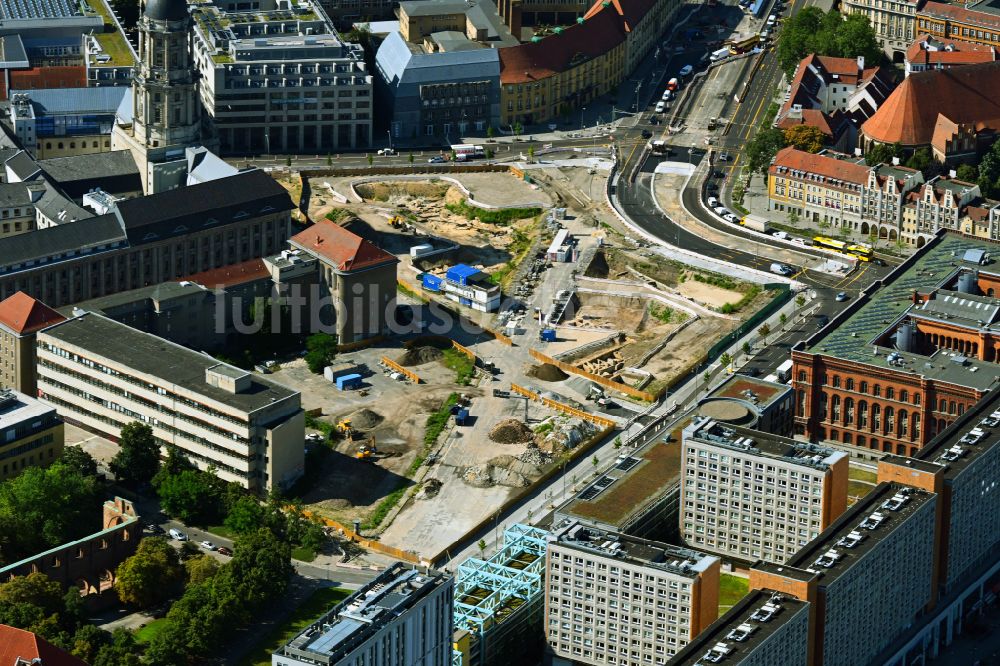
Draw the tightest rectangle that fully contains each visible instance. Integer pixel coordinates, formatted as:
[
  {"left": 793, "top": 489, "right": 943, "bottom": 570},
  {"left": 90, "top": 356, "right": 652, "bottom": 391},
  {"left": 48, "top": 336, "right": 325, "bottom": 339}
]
[
  {"left": 954, "top": 163, "right": 977, "bottom": 182},
  {"left": 0, "top": 572, "right": 66, "bottom": 632},
  {"left": 720, "top": 352, "right": 733, "bottom": 370},
  {"left": 703, "top": 370, "right": 712, "bottom": 387},
  {"left": 527, "top": 145, "right": 535, "bottom": 163},
  {"left": 591, "top": 454, "right": 599, "bottom": 470},
  {"left": 758, "top": 323, "right": 771, "bottom": 344},
  {"left": 835, "top": 13, "right": 883, "bottom": 68},
  {"left": 742, "top": 341, "right": 752, "bottom": 356},
  {"left": 109, "top": 422, "right": 160, "bottom": 486},
  {"left": 0, "top": 463, "right": 104, "bottom": 564},
  {"left": 92, "top": 629, "right": 142, "bottom": 666},
  {"left": 304, "top": 332, "right": 338, "bottom": 374},
  {"left": 227, "top": 528, "right": 293, "bottom": 608},
  {"left": 115, "top": 537, "right": 184, "bottom": 608},
  {"left": 185, "top": 555, "right": 220, "bottom": 585},
  {"left": 59, "top": 446, "right": 99, "bottom": 478},
  {"left": 68, "top": 623, "right": 111, "bottom": 664},
  {"left": 408, "top": 152, "right": 414, "bottom": 165},
  {"left": 300, "top": 520, "right": 327, "bottom": 555},
  {"left": 796, "top": 294, "right": 806, "bottom": 307},
  {"left": 224, "top": 496, "right": 264, "bottom": 535},
  {"left": 776, "top": 6, "right": 826, "bottom": 74},
  {"left": 486, "top": 125, "right": 495, "bottom": 140},
  {"left": 905, "top": 147, "right": 933, "bottom": 172},
  {"left": 783, "top": 125, "right": 826, "bottom": 153},
  {"left": 780, "top": 313, "right": 788, "bottom": 327},
  {"left": 977, "top": 138, "right": 1000, "bottom": 198},
  {"left": 157, "top": 470, "right": 224, "bottom": 525},
  {"left": 285, "top": 155, "right": 291, "bottom": 167},
  {"left": 746, "top": 128, "right": 787, "bottom": 174},
  {"left": 477, "top": 539, "right": 487, "bottom": 557},
  {"left": 864, "top": 142, "right": 902, "bottom": 167},
  {"left": 777, "top": 7, "right": 881, "bottom": 76},
  {"left": 366, "top": 153, "right": 374, "bottom": 167},
  {"left": 512, "top": 121, "right": 523, "bottom": 137},
  {"left": 326, "top": 154, "right": 332, "bottom": 166}
]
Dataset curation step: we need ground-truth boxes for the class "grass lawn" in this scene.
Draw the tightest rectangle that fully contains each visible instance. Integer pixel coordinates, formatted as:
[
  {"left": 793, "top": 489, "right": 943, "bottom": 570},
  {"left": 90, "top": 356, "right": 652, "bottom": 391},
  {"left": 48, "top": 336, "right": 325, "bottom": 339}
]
[
  {"left": 441, "top": 348, "right": 475, "bottom": 385},
  {"left": 719, "top": 573, "right": 750, "bottom": 615},
  {"left": 134, "top": 618, "right": 168, "bottom": 644},
  {"left": 241, "top": 587, "right": 351, "bottom": 666},
  {"left": 848, "top": 479, "right": 876, "bottom": 499},
  {"left": 206, "top": 524, "right": 237, "bottom": 540},
  {"left": 291, "top": 545, "right": 317, "bottom": 562},
  {"left": 849, "top": 467, "right": 878, "bottom": 484}
]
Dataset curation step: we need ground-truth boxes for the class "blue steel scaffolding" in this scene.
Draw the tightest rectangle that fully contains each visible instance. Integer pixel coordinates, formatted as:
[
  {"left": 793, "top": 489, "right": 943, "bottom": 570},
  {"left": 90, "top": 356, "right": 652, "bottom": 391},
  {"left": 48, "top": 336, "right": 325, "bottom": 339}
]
[{"left": 453, "top": 523, "right": 548, "bottom": 666}]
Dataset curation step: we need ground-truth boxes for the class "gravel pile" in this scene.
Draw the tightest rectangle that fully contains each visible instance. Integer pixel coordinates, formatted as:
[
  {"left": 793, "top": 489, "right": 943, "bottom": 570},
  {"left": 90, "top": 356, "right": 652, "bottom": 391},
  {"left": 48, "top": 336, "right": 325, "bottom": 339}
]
[
  {"left": 348, "top": 408, "right": 383, "bottom": 430},
  {"left": 461, "top": 463, "right": 530, "bottom": 488},
  {"left": 488, "top": 419, "right": 535, "bottom": 444},
  {"left": 518, "top": 445, "right": 552, "bottom": 466},
  {"left": 397, "top": 346, "right": 444, "bottom": 366}
]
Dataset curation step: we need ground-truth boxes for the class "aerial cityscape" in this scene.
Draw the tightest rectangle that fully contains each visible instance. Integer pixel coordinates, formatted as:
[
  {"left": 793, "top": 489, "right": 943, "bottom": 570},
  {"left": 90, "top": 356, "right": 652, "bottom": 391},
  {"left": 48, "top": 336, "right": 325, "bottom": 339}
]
[{"left": 0, "top": 0, "right": 999, "bottom": 662}]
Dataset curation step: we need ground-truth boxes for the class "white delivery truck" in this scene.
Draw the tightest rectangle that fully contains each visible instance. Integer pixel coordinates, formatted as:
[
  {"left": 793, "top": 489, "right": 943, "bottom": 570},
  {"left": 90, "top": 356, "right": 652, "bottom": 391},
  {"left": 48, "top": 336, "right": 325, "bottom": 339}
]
[
  {"left": 741, "top": 214, "right": 771, "bottom": 233},
  {"left": 775, "top": 359, "right": 793, "bottom": 383},
  {"left": 710, "top": 47, "right": 731, "bottom": 61}
]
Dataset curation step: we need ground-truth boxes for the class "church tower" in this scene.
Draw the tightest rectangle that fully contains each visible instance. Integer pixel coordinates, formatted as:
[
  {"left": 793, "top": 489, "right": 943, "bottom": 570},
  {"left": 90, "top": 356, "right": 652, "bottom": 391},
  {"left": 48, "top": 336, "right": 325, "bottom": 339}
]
[{"left": 112, "top": 0, "right": 207, "bottom": 193}]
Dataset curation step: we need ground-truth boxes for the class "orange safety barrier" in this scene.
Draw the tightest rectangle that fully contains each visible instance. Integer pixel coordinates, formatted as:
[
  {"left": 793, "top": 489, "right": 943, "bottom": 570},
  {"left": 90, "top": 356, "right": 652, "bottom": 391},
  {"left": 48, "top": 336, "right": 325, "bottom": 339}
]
[
  {"left": 528, "top": 349, "right": 656, "bottom": 402},
  {"left": 510, "top": 383, "right": 616, "bottom": 429},
  {"left": 299, "top": 509, "right": 423, "bottom": 564},
  {"left": 451, "top": 340, "right": 476, "bottom": 362},
  {"left": 380, "top": 356, "right": 422, "bottom": 383}
]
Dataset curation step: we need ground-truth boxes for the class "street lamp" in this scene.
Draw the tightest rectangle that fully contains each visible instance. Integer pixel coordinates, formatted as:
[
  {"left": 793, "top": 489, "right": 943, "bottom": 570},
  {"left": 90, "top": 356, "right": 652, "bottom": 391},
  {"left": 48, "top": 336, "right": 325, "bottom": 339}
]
[
  {"left": 386, "top": 129, "right": 392, "bottom": 151},
  {"left": 581, "top": 106, "right": 586, "bottom": 131}
]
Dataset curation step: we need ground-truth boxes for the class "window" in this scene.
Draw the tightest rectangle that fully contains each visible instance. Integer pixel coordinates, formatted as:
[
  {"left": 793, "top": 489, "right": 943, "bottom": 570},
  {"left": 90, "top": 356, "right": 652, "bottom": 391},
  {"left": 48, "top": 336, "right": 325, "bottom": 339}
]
[{"left": 860, "top": 381, "right": 868, "bottom": 394}]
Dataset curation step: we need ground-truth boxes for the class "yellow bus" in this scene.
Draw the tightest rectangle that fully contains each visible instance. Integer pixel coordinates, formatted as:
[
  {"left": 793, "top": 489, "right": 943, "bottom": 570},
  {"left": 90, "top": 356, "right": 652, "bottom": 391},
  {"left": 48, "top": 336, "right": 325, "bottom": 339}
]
[{"left": 813, "top": 236, "right": 873, "bottom": 261}]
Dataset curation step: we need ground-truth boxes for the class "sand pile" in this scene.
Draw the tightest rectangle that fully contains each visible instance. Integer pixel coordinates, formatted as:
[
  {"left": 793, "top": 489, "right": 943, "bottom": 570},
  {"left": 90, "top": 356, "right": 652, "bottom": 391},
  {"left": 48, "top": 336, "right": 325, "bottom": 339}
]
[
  {"left": 527, "top": 363, "right": 570, "bottom": 381},
  {"left": 349, "top": 408, "right": 383, "bottom": 430},
  {"left": 489, "top": 419, "right": 535, "bottom": 444},
  {"left": 397, "top": 346, "right": 444, "bottom": 366}
]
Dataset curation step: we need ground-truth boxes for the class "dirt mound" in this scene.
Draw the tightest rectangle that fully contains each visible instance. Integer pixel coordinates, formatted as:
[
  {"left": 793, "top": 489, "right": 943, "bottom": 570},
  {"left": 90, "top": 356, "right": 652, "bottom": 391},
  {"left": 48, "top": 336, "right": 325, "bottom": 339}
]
[
  {"left": 518, "top": 445, "right": 553, "bottom": 467},
  {"left": 489, "top": 419, "right": 535, "bottom": 444},
  {"left": 397, "top": 346, "right": 444, "bottom": 366},
  {"left": 348, "top": 408, "right": 383, "bottom": 430},
  {"left": 527, "top": 363, "right": 570, "bottom": 382},
  {"left": 415, "top": 478, "right": 442, "bottom": 500},
  {"left": 461, "top": 463, "right": 530, "bottom": 488}
]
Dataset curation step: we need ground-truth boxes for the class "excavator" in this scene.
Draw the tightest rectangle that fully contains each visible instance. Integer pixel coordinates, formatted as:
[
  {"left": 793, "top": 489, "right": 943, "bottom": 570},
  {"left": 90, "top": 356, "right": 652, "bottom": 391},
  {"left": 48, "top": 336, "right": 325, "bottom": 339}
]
[
  {"left": 336, "top": 419, "right": 354, "bottom": 439},
  {"left": 355, "top": 436, "right": 378, "bottom": 460},
  {"left": 388, "top": 215, "right": 405, "bottom": 228}
]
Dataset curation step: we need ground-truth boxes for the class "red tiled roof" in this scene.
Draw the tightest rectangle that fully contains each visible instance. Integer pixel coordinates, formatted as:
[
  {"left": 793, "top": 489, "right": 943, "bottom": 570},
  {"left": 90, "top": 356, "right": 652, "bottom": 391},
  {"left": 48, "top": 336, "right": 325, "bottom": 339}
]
[
  {"left": 769, "top": 146, "right": 870, "bottom": 185},
  {"left": 0, "top": 625, "right": 89, "bottom": 666},
  {"left": 920, "top": 1, "right": 1000, "bottom": 31},
  {"left": 182, "top": 258, "right": 270, "bottom": 288},
  {"left": 861, "top": 62, "right": 1000, "bottom": 146},
  {"left": 500, "top": 0, "right": 628, "bottom": 84},
  {"left": 0, "top": 291, "right": 65, "bottom": 335},
  {"left": 906, "top": 34, "right": 997, "bottom": 66},
  {"left": 776, "top": 109, "right": 836, "bottom": 136},
  {"left": 583, "top": 0, "right": 655, "bottom": 31},
  {"left": 289, "top": 220, "right": 397, "bottom": 272}
]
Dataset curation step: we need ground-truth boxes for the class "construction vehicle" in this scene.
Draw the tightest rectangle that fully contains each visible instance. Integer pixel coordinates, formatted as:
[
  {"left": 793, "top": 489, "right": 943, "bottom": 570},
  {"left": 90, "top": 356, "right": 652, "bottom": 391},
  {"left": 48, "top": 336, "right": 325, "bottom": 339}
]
[
  {"left": 337, "top": 420, "right": 354, "bottom": 439},
  {"left": 388, "top": 215, "right": 405, "bottom": 228},
  {"left": 355, "top": 436, "right": 378, "bottom": 460}
]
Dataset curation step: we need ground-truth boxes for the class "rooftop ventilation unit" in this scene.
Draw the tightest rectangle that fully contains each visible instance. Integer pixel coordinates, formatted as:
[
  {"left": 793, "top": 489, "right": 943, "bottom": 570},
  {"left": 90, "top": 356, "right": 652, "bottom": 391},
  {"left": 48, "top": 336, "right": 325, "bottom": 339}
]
[
  {"left": 726, "top": 623, "right": 756, "bottom": 642},
  {"left": 815, "top": 549, "right": 842, "bottom": 568},
  {"left": 882, "top": 493, "right": 911, "bottom": 511},
  {"left": 750, "top": 602, "right": 782, "bottom": 622},
  {"left": 836, "top": 530, "right": 865, "bottom": 549},
  {"left": 941, "top": 445, "right": 967, "bottom": 462},
  {"left": 859, "top": 512, "right": 886, "bottom": 530},
  {"left": 702, "top": 643, "right": 733, "bottom": 663},
  {"left": 960, "top": 427, "right": 986, "bottom": 445}
]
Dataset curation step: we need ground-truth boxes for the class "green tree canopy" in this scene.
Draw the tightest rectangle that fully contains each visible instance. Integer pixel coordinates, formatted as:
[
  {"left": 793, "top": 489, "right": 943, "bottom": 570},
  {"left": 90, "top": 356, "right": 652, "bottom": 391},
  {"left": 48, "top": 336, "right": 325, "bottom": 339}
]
[
  {"left": 227, "top": 528, "right": 293, "bottom": 608},
  {"left": 746, "top": 128, "right": 788, "bottom": 173},
  {"left": 783, "top": 124, "right": 827, "bottom": 153},
  {"left": 864, "top": 141, "right": 902, "bottom": 166},
  {"left": 156, "top": 469, "right": 224, "bottom": 525},
  {"left": 92, "top": 629, "right": 143, "bottom": 666},
  {"left": 109, "top": 422, "right": 160, "bottom": 486},
  {"left": 223, "top": 495, "right": 264, "bottom": 535},
  {"left": 185, "top": 555, "right": 221, "bottom": 585},
  {"left": 59, "top": 446, "right": 99, "bottom": 478},
  {"left": 115, "top": 537, "right": 184, "bottom": 608},
  {"left": 777, "top": 8, "right": 882, "bottom": 76},
  {"left": 978, "top": 138, "right": 1000, "bottom": 198},
  {"left": 304, "top": 332, "right": 338, "bottom": 374},
  {"left": 956, "top": 163, "right": 978, "bottom": 183}
]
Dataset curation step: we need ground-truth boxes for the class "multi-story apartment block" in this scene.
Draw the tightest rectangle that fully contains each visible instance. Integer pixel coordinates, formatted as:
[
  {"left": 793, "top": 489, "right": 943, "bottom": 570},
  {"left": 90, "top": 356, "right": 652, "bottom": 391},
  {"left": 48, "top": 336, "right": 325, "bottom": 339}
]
[
  {"left": 767, "top": 146, "right": 923, "bottom": 243},
  {"left": 917, "top": 0, "right": 1000, "bottom": 47},
  {"left": 190, "top": 0, "right": 373, "bottom": 154},
  {"left": 0, "top": 291, "right": 64, "bottom": 394},
  {"left": 668, "top": 589, "right": 811, "bottom": 666},
  {"left": 840, "top": 0, "right": 917, "bottom": 58},
  {"left": 901, "top": 175, "right": 980, "bottom": 244},
  {"left": 680, "top": 419, "right": 848, "bottom": 563},
  {"left": 791, "top": 232, "right": 1000, "bottom": 457},
  {"left": 0, "top": 388, "right": 63, "bottom": 480},
  {"left": 905, "top": 34, "right": 998, "bottom": 76},
  {"left": 273, "top": 562, "right": 454, "bottom": 666},
  {"left": 36, "top": 312, "right": 305, "bottom": 491},
  {"left": 545, "top": 519, "right": 720, "bottom": 665},
  {"left": 0, "top": 169, "right": 293, "bottom": 309}
]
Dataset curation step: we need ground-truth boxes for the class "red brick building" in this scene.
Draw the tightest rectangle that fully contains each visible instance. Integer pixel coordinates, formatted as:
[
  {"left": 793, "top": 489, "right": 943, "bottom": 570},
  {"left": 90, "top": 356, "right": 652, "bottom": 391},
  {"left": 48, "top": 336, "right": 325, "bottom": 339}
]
[{"left": 792, "top": 231, "right": 1000, "bottom": 457}]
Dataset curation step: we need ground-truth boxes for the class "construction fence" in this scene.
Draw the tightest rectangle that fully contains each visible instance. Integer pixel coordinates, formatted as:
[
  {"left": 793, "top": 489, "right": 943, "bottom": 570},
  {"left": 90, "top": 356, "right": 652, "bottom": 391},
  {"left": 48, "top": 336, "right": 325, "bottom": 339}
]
[
  {"left": 510, "top": 383, "right": 616, "bottom": 429},
  {"left": 527, "top": 348, "right": 657, "bottom": 402},
  {"left": 705, "top": 284, "right": 791, "bottom": 362},
  {"left": 380, "top": 356, "right": 422, "bottom": 384},
  {"left": 299, "top": 510, "right": 423, "bottom": 565}
]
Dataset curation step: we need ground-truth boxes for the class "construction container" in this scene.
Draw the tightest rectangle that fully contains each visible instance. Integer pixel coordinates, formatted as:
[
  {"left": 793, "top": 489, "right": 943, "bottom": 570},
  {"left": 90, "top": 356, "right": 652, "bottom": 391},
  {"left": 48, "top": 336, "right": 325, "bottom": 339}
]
[
  {"left": 410, "top": 244, "right": 434, "bottom": 259},
  {"left": 335, "top": 373, "right": 362, "bottom": 391},
  {"left": 456, "top": 408, "right": 469, "bottom": 425},
  {"left": 422, "top": 273, "right": 443, "bottom": 291},
  {"left": 323, "top": 363, "right": 355, "bottom": 383},
  {"left": 540, "top": 328, "right": 557, "bottom": 342}
]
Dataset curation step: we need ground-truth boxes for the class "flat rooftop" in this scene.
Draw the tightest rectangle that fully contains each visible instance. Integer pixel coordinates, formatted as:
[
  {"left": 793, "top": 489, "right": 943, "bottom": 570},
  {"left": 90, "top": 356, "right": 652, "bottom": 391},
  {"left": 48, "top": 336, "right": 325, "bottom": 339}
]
[
  {"left": 559, "top": 438, "right": 681, "bottom": 528},
  {"left": 39, "top": 312, "right": 297, "bottom": 415},
  {"left": 0, "top": 388, "right": 58, "bottom": 426},
  {"left": 803, "top": 232, "right": 1000, "bottom": 391},
  {"left": 785, "top": 482, "right": 935, "bottom": 585},
  {"left": 274, "top": 564, "right": 449, "bottom": 664},
  {"left": 910, "top": 385, "right": 1000, "bottom": 477},
  {"left": 668, "top": 589, "right": 810, "bottom": 666},
  {"left": 709, "top": 374, "right": 788, "bottom": 406},
  {"left": 550, "top": 519, "right": 717, "bottom": 577},
  {"left": 684, "top": 419, "right": 846, "bottom": 470}
]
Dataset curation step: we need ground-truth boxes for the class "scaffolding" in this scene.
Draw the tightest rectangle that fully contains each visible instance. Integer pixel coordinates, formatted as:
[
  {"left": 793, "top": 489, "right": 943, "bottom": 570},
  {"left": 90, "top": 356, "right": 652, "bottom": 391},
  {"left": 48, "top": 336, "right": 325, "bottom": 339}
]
[{"left": 453, "top": 524, "right": 548, "bottom": 666}]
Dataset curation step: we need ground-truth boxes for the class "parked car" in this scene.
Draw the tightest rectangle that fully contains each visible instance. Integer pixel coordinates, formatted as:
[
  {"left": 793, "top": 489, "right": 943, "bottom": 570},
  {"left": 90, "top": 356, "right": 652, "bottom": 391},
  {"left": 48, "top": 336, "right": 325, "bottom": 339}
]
[
  {"left": 713, "top": 205, "right": 728, "bottom": 216},
  {"left": 662, "top": 90, "right": 672, "bottom": 101},
  {"left": 767, "top": 13, "right": 777, "bottom": 24},
  {"left": 718, "top": 151, "right": 731, "bottom": 162},
  {"left": 200, "top": 540, "right": 216, "bottom": 551},
  {"left": 679, "top": 64, "right": 694, "bottom": 76},
  {"left": 816, "top": 314, "right": 830, "bottom": 328},
  {"left": 707, "top": 196, "right": 719, "bottom": 207},
  {"left": 169, "top": 529, "right": 188, "bottom": 541},
  {"left": 427, "top": 156, "right": 446, "bottom": 163},
  {"left": 376, "top": 148, "right": 396, "bottom": 156},
  {"left": 713, "top": 169, "right": 725, "bottom": 178},
  {"left": 655, "top": 101, "right": 666, "bottom": 113},
  {"left": 217, "top": 546, "right": 233, "bottom": 557},
  {"left": 835, "top": 291, "right": 849, "bottom": 302},
  {"left": 641, "top": 129, "right": 653, "bottom": 138},
  {"left": 146, "top": 523, "right": 165, "bottom": 535},
  {"left": 723, "top": 213, "right": 739, "bottom": 223},
  {"left": 769, "top": 263, "right": 793, "bottom": 276}
]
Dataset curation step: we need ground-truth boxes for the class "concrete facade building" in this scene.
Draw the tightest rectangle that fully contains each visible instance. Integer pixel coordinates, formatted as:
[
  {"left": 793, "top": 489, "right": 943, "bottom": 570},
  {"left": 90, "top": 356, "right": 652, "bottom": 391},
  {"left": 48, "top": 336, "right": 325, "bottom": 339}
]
[
  {"left": 0, "top": 388, "right": 63, "bottom": 481},
  {"left": 10, "top": 87, "right": 127, "bottom": 159},
  {"left": 545, "top": 519, "right": 720, "bottom": 665},
  {"left": 191, "top": 0, "right": 373, "bottom": 154},
  {"left": 0, "top": 291, "right": 65, "bottom": 395},
  {"left": 839, "top": 0, "right": 917, "bottom": 59},
  {"left": 36, "top": 312, "right": 305, "bottom": 491},
  {"left": 272, "top": 562, "right": 454, "bottom": 666},
  {"left": 680, "top": 419, "right": 849, "bottom": 563}
]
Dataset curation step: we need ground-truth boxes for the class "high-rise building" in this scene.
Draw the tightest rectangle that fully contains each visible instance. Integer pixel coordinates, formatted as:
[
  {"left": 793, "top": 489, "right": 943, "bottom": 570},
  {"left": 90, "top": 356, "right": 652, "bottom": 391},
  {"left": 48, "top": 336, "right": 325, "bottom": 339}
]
[
  {"left": 272, "top": 562, "right": 454, "bottom": 666},
  {"left": 0, "top": 291, "right": 65, "bottom": 394},
  {"left": 36, "top": 311, "right": 305, "bottom": 491},
  {"left": 680, "top": 419, "right": 848, "bottom": 563},
  {"left": 111, "top": 0, "right": 207, "bottom": 193},
  {"left": 545, "top": 519, "right": 720, "bottom": 665}
]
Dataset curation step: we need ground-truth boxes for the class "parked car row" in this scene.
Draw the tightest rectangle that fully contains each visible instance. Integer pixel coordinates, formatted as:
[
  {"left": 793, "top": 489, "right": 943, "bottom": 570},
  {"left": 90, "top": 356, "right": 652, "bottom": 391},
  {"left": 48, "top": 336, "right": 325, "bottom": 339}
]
[{"left": 158, "top": 525, "right": 233, "bottom": 556}]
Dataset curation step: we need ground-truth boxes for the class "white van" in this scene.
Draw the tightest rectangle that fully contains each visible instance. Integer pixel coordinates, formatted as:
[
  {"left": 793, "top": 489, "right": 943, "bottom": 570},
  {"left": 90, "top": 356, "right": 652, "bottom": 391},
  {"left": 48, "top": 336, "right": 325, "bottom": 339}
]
[
  {"left": 767, "top": 13, "right": 777, "bottom": 24},
  {"left": 655, "top": 101, "right": 666, "bottom": 113},
  {"left": 770, "top": 263, "right": 793, "bottom": 276},
  {"left": 169, "top": 528, "right": 188, "bottom": 541},
  {"left": 679, "top": 64, "right": 694, "bottom": 76},
  {"left": 707, "top": 196, "right": 719, "bottom": 207}
]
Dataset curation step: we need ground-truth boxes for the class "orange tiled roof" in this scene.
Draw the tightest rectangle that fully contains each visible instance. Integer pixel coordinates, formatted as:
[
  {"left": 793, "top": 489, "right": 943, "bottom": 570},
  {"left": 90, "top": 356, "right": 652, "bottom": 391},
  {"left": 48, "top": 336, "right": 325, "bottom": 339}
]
[
  {"left": 920, "top": 1, "right": 1000, "bottom": 31},
  {"left": 182, "top": 258, "right": 270, "bottom": 288},
  {"left": 0, "top": 291, "right": 65, "bottom": 335},
  {"left": 500, "top": 0, "right": 629, "bottom": 84},
  {"left": 0, "top": 625, "right": 89, "bottom": 666},
  {"left": 769, "top": 146, "right": 870, "bottom": 185},
  {"left": 776, "top": 109, "right": 836, "bottom": 136},
  {"left": 289, "top": 220, "right": 396, "bottom": 272},
  {"left": 861, "top": 62, "right": 1000, "bottom": 146},
  {"left": 906, "top": 34, "right": 997, "bottom": 66}
]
